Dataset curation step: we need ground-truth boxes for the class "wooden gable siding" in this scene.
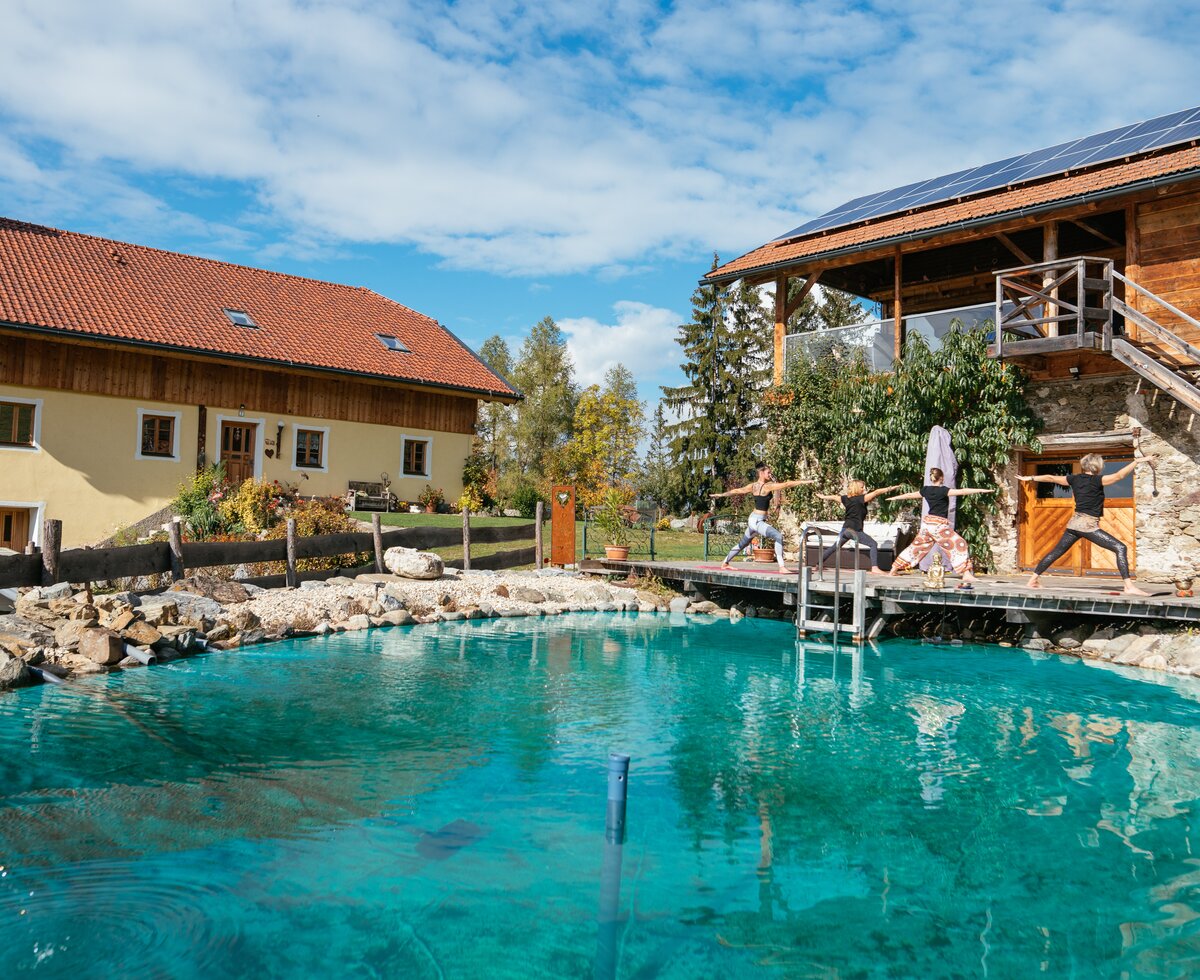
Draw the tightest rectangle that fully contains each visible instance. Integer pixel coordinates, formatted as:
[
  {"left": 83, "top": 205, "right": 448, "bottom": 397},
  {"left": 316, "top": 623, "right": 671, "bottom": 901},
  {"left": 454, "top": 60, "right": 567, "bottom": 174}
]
[
  {"left": 0, "top": 333, "right": 478, "bottom": 433},
  {"left": 1132, "top": 191, "right": 1200, "bottom": 350}
]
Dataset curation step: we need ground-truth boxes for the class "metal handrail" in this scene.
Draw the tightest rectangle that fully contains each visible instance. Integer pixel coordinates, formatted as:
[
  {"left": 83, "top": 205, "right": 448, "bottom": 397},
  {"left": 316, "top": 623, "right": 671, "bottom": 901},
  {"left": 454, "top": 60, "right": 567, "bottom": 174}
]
[{"left": 796, "top": 526, "right": 841, "bottom": 641}]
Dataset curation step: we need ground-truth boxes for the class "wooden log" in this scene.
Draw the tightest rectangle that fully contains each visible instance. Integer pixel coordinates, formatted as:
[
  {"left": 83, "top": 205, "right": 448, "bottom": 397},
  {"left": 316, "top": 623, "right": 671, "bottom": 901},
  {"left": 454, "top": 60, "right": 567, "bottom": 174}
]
[
  {"left": 59, "top": 541, "right": 173, "bottom": 584},
  {"left": 42, "top": 519, "right": 62, "bottom": 586},
  {"left": 168, "top": 518, "right": 185, "bottom": 581},
  {"left": 0, "top": 552, "right": 46, "bottom": 589},
  {"left": 372, "top": 514, "right": 384, "bottom": 574},
  {"left": 183, "top": 537, "right": 289, "bottom": 567},
  {"left": 461, "top": 509, "right": 471, "bottom": 571},
  {"left": 893, "top": 247, "right": 904, "bottom": 359},
  {"left": 286, "top": 518, "right": 298, "bottom": 589},
  {"left": 1043, "top": 222, "right": 1059, "bottom": 337},
  {"left": 773, "top": 274, "right": 787, "bottom": 384},
  {"left": 535, "top": 501, "right": 544, "bottom": 570},
  {"left": 471, "top": 545, "right": 537, "bottom": 571}
]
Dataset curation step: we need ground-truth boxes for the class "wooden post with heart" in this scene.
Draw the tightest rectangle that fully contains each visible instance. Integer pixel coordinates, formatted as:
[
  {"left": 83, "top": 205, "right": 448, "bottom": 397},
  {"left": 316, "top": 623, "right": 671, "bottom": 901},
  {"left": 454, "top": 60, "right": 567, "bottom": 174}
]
[{"left": 551, "top": 486, "right": 576, "bottom": 568}]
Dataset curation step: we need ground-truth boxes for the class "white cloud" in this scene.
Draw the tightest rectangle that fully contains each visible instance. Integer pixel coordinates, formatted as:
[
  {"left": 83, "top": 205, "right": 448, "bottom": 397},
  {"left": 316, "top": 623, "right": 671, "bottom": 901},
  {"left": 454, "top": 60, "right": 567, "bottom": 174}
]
[
  {"left": 0, "top": 0, "right": 1198, "bottom": 275},
  {"left": 559, "top": 301, "right": 681, "bottom": 398}
]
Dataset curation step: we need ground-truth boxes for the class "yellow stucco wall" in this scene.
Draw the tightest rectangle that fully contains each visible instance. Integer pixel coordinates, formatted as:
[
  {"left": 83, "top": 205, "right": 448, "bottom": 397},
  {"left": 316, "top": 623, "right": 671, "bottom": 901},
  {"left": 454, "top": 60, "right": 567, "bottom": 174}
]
[{"left": 0, "top": 384, "right": 471, "bottom": 548}]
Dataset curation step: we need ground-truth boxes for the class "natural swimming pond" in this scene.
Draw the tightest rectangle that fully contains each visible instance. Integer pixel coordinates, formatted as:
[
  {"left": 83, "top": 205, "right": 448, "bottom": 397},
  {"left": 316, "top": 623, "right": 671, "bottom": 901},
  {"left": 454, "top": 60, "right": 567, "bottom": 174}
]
[{"left": 1, "top": 613, "right": 1198, "bottom": 978}]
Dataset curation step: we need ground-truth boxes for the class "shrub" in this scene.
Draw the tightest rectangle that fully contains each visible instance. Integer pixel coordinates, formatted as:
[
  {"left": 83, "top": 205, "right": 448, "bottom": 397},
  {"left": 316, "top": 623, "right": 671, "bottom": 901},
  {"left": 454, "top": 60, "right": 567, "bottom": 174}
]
[
  {"left": 171, "top": 464, "right": 230, "bottom": 540},
  {"left": 219, "top": 479, "right": 298, "bottom": 535},
  {"left": 462, "top": 447, "right": 496, "bottom": 510},
  {"left": 458, "top": 485, "right": 484, "bottom": 513},
  {"left": 258, "top": 498, "right": 370, "bottom": 573},
  {"left": 655, "top": 516, "right": 672, "bottom": 531},
  {"left": 509, "top": 482, "right": 544, "bottom": 519}
]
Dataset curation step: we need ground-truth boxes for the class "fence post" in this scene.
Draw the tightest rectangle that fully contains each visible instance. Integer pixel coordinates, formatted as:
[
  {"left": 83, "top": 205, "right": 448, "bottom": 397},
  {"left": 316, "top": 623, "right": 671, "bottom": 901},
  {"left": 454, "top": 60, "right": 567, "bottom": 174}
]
[
  {"left": 462, "top": 508, "right": 471, "bottom": 571},
  {"left": 649, "top": 526, "right": 655, "bottom": 561},
  {"left": 535, "top": 501, "right": 544, "bottom": 570},
  {"left": 41, "top": 519, "right": 62, "bottom": 586},
  {"left": 372, "top": 513, "right": 384, "bottom": 574},
  {"left": 285, "top": 518, "right": 298, "bottom": 588},
  {"left": 582, "top": 521, "right": 588, "bottom": 560},
  {"left": 703, "top": 523, "right": 709, "bottom": 562},
  {"left": 168, "top": 518, "right": 185, "bottom": 581}
]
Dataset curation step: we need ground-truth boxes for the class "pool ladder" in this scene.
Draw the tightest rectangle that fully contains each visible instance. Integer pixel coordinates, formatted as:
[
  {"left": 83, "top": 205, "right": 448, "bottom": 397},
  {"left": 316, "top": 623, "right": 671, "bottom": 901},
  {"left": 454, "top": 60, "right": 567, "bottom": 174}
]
[{"left": 796, "top": 527, "right": 868, "bottom": 643}]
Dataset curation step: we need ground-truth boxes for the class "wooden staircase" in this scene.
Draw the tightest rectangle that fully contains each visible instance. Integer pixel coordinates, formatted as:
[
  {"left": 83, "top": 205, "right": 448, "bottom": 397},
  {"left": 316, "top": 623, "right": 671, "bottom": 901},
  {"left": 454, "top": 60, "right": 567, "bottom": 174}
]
[{"left": 1109, "top": 270, "right": 1200, "bottom": 414}]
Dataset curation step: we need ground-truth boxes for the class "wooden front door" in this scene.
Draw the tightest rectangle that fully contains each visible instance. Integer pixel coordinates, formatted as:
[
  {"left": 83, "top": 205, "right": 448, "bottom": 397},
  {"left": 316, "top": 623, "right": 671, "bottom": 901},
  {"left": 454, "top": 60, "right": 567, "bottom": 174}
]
[
  {"left": 1017, "top": 453, "right": 1136, "bottom": 576},
  {"left": 220, "top": 421, "right": 257, "bottom": 484},
  {"left": 0, "top": 508, "right": 30, "bottom": 552}
]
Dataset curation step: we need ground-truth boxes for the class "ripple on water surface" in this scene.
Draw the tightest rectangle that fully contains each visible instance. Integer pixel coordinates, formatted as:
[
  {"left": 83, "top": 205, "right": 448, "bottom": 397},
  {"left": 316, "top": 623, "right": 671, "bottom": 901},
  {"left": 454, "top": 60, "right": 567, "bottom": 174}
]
[{"left": 0, "top": 613, "right": 1199, "bottom": 978}]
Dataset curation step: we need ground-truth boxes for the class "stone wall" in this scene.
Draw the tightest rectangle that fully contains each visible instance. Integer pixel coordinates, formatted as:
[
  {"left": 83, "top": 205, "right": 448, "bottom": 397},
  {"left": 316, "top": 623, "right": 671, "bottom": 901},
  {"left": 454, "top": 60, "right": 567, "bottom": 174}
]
[{"left": 988, "top": 374, "right": 1200, "bottom": 581}]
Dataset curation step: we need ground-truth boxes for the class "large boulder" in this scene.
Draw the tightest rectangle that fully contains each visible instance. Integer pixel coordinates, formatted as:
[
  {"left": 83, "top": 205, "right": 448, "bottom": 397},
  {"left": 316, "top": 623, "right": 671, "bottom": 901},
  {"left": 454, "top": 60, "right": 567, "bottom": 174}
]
[
  {"left": 80, "top": 628, "right": 125, "bottom": 666},
  {"left": 168, "top": 591, "right": 224, "bottom": 627},
  {"left": 0, "top": 657, "right": 37, "bottom": 690},
  {"left": 383, "top": 548, "right": 444, "bottom": 580},
  {"left": 508, "top": 586, "right": 546, "bottom": 604},
  {"left": 170, "top": 575, "right": 251, "bottom": 605}
]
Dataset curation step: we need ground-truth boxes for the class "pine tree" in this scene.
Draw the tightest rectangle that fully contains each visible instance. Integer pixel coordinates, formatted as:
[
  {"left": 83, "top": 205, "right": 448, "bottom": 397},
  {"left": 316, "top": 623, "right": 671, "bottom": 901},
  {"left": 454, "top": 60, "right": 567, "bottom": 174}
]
[
  {"left": 477, "top": 335, "right": 514, "bottom": 472},
  {"left": 639, "top": 400, "right": 677, "bottom": 512},
  {"left": 662, "top": 256, "right": 772, "bottom": 507},
  {"left": 510, "top": 316, "right": 577, "bottom": 478}
]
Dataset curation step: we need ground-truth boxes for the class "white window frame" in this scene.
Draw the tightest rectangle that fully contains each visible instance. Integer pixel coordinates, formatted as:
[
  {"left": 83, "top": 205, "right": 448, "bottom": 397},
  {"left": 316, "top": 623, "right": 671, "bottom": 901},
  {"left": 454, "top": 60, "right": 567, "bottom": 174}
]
[
  {"left": 215, "top": 413, "right": 266, "bottom": 480},
  {"left": 399, "top": 434, "right": 433, "bottom": 479},
  {"left": 135, "top": 408, "right": 183, "bottom": 462},
  {"left": 0, "top": 500, "right": 46, "bottom": 547},
  {"left": 0, "top": 395, "right": 43, "bottom": 453},
  {"left": 291, "top": 423, "right": 330, "bottom": 473}
]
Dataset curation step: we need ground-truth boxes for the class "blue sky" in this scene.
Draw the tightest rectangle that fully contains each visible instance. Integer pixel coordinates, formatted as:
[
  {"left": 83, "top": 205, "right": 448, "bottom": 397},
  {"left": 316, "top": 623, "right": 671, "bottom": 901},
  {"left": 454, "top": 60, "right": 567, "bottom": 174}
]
[{"left": 2, "top": 0, "right": 1199, "bottom": 407}]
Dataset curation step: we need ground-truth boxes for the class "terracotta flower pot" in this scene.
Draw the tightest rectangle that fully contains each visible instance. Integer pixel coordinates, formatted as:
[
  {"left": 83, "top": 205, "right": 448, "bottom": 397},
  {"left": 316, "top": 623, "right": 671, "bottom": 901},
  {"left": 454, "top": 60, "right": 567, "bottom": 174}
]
[
  {"left": 751, "top": 547, "right": 775, "bottom": 563},
  {"left": 604, "top": 546, "right": 630, "bottom": 561},
  {"left": 424, "top": 504, "right": 436, "bottom": 513}
]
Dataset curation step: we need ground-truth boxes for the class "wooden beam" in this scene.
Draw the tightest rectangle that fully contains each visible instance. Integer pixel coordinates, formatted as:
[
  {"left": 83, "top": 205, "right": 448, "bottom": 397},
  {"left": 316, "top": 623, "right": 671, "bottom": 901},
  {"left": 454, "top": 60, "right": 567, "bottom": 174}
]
[
  {"left": 784, "top": 268, "right": 824, "bottom": 321},
  {"left": 1069, "top": 217, "right": 1122, "bottom": 250},
  {"left": 1042, "top": 222, "right": 1059, "bottom": 337},
  {"left": 995, "top": 232, "right": 1035, "bottom": 265},
  {"left": 773, "top": 274, "right": 787, "bottom": 385},
  {"left": 1125, "top": 202, "right": 1141, "bottom": 342},
  {"left": 893, "top": 246, "right": 904, "bottom": 359}
]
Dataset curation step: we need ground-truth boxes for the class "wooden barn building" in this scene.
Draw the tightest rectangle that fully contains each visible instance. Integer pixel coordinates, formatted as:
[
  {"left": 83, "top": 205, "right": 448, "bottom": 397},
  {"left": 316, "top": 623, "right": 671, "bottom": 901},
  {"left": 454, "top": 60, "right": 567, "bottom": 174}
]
[
  {"left": 708, "top": 106, "right": 1200, "bottom": 581},
  {"left": 0, "top": 219, "right": 518, "bottom": 549}
]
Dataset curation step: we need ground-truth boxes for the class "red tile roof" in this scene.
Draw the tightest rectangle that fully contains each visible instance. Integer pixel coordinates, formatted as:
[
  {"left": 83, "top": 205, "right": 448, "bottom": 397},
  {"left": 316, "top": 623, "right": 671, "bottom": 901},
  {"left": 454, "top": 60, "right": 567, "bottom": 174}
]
[
  {"left": 709, "top": 144, "right": 1200, "bottom": 282},
  {"left": 0, "top": 218, "right": 518, "bottom": 400}
]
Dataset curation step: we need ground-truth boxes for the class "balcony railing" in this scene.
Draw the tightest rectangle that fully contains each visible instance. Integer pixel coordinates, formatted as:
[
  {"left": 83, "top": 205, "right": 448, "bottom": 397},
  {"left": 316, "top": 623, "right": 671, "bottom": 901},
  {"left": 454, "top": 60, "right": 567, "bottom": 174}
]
[{"left": 783, "top": 301, "right": 997, "bottom": 373}]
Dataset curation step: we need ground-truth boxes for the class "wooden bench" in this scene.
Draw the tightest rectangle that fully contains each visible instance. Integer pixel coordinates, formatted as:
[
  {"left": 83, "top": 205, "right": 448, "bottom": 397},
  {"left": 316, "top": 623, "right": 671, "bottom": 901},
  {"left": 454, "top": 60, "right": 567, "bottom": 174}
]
[{"left": 346, "top": 481, "right": 398, "bottom": 512}]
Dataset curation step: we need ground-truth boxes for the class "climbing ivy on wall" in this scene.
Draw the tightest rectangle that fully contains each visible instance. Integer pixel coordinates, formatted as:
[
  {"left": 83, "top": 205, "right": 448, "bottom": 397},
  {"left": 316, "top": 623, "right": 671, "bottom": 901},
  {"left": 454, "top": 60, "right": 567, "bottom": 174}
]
[{"left": 763, "top": 327, "right": 1042, "bottom": 570}]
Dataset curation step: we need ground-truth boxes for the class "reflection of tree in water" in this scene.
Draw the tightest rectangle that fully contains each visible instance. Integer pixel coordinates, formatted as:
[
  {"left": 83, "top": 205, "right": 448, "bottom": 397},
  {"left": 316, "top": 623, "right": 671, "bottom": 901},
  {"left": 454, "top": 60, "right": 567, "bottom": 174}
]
[{"left": 662, "top": 650, "right": 1200, "bottom": 977}]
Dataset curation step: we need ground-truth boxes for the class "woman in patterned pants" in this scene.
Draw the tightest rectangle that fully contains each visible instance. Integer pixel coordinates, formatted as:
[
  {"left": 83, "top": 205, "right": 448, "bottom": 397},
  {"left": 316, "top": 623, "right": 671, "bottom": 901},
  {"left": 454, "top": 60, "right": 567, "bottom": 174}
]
[{"left": 885, "top": 468, "right": 994, "bottom": 589}]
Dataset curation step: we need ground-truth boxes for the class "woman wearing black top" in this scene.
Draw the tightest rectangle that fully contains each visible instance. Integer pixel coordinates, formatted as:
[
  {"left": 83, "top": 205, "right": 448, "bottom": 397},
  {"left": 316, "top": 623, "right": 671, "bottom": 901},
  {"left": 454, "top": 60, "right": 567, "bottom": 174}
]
[
  {"left": 713, "top": 463, "right": 814, "bottom": 572},
  {"left": 1019, "top": 453, "right": 1153, "bottom": 595},
  {"left": 885, "top": 467, "right": 994, "bottom": 588},
  {"left": 814, "top": 480, "right": 901, "bottom": 573}
]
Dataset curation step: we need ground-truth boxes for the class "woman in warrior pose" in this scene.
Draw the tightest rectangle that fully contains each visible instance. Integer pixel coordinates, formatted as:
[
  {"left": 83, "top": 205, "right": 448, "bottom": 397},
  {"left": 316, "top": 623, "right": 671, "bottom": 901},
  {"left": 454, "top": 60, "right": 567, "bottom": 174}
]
[
  {"left": 1018, "top": 453, "right": 1153, "bottom": 595},
  {"left": 886, "top": 468, "right": 993, "bottom": 589},
  {"left": 814, "top": 480, "right": 901, "bottom": 573},
  {"left": 713, "top": 463, "right": 814, "bottom": 572}
]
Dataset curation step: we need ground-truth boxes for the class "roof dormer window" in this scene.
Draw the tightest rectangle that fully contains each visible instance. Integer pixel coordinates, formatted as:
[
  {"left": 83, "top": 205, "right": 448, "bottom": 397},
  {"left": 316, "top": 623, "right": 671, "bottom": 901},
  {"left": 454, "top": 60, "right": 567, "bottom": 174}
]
[
  {"left": 376, "top": 334, "right": 410, "bottom": 352},
  {"left": 223, "top": 308, "right": 257, "bottom": 328}
]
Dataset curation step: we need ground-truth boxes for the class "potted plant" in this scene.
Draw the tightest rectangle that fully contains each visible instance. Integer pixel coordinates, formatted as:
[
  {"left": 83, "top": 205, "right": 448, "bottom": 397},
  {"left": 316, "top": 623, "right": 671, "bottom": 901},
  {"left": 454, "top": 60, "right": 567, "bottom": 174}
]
[
  {"left": 751, "top": 538, "right": 775, "bottom": 563},
  {"left": 594, "top": 488, "right": 632, "bottom": 560},
  {"left": 418, "top": 484, "right": 444, "bottom": 514}
]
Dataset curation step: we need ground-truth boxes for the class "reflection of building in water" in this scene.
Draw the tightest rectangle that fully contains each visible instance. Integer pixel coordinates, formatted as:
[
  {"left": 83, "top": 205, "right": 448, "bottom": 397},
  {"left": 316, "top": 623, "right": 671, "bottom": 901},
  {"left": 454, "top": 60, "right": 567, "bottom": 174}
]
[{"left": 907, "top": 695, "right": 966, "bottom": 808}]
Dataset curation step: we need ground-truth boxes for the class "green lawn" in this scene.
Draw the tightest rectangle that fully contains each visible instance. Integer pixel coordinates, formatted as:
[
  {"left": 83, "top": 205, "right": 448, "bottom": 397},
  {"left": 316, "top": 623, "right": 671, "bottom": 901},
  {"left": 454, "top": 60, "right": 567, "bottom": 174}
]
[{"left": 351, "top": 511, "right": 728, "bottom": 564}]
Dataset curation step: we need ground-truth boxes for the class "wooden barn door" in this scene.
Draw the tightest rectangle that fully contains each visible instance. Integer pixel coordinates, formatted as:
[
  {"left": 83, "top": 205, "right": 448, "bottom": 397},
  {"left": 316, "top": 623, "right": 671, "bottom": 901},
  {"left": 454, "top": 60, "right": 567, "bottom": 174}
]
[
  {"left": 220, "top": 421, "right": 257, "bottom": 484},
  {"left": 1018, "top": 452, "right": 1136, "bottom": 576}
]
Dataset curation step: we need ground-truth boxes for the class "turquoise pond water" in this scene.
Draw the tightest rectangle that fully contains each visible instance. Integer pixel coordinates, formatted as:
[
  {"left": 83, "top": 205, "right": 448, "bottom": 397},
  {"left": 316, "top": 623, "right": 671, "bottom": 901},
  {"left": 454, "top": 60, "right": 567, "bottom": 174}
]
[{"left": 1, "top": 613, "right": 1199, "bottom": 978}]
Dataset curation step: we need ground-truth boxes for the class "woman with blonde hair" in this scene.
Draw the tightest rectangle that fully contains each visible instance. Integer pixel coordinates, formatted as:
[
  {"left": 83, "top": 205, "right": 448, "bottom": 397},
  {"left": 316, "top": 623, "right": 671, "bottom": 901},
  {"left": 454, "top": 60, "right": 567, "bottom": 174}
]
[
  {"left": 813, "top": 479, "right": 901, "bottom": 573},
  {"left": 886, "top": 467, "right": 993, "bottom": 589},
  {"left": 1018, "top": 453, "right": 1153, "bottom": 595}
]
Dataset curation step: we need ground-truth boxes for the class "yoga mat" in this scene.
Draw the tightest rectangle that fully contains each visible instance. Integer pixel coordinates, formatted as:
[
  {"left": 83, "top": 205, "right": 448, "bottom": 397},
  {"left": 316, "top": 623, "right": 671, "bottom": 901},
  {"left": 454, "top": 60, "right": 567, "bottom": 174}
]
[{"left": 920, "top": 424, "right": 957, "bottom": 571}]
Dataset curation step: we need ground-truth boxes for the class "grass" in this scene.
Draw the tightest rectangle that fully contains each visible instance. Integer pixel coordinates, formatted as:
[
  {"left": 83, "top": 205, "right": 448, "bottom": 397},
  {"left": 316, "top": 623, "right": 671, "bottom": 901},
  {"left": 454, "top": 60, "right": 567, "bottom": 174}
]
[{"left": 352, "top": 511, "right": 735, "bottom": 565}]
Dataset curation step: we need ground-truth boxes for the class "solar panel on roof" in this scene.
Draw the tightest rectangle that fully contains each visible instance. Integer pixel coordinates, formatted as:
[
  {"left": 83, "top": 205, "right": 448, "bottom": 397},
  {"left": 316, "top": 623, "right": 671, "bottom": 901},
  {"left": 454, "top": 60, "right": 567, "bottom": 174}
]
[{"left": 775, "top": 105, "right": 1200, "bottom": 242}]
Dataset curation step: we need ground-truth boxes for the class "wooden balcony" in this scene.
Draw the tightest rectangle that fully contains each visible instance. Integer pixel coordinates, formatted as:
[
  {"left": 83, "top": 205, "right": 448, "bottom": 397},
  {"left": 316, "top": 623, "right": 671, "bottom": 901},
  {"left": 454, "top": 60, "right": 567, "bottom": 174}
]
[{"left": 990, "top": 256, "right": 1114, "bottom": 358}]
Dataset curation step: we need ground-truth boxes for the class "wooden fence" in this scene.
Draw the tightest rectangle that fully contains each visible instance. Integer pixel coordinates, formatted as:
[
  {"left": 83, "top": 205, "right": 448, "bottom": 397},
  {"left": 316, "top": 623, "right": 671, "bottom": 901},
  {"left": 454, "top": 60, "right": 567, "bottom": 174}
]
[{"left": 0, "top": 504, "right": 545, "bottom": 591}]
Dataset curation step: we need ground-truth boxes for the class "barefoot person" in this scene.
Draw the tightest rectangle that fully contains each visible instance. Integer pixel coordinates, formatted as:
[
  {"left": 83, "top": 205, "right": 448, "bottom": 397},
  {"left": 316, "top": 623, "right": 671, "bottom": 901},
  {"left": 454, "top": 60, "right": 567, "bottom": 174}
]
[
  {"left": 814, "top": 480, "right": 901, "bottom": 573},
  {"left": 713, "top": 463, "right": 814, "bottom": 572},
  {"left": 1018, "top": 453, "right": 1152, "bottom": 596},
  {"left": 885, "top": 468, "right": 993, "bottom": 589}
]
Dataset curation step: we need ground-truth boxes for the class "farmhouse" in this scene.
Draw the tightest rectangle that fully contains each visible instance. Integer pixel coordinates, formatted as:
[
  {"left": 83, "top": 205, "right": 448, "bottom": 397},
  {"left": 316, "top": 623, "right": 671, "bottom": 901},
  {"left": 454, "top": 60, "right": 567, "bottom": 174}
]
[
  {"left": 709, "top": 106, "right": 1200, "bottom": 581},
  {"left": 0, "top": 218, "right": 518, "bottom": 549}
]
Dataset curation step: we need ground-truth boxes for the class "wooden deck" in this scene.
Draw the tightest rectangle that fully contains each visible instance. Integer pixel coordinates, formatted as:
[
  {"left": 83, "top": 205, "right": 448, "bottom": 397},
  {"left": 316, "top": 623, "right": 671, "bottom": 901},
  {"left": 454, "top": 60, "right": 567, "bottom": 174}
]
[{"left": 593, "top": 558, "right": 1200, "bottom": 625}]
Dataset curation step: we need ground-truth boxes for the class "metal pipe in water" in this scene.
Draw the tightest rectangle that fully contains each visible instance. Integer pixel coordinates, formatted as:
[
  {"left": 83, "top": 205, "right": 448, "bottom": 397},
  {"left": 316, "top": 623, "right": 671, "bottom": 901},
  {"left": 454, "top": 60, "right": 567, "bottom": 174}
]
[{"left": 605, "top": 753, "right": 629, "bottom": 844}]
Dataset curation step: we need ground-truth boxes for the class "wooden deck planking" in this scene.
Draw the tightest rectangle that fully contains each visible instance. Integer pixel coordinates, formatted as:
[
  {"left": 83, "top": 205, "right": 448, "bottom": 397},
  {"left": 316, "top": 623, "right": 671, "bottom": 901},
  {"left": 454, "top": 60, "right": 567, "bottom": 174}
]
[{"left": 597, "top": 559, "right": 1200, "bottom": 624}]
